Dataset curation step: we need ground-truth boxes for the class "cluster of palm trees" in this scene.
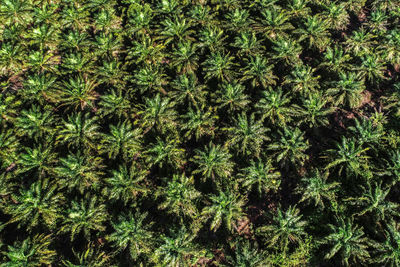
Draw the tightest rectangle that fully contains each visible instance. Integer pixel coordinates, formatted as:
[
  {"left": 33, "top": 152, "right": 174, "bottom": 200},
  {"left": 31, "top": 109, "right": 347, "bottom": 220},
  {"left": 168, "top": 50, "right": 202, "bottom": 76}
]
[{"left": 1, "top": 0, "right": 400, "bottom": 266}]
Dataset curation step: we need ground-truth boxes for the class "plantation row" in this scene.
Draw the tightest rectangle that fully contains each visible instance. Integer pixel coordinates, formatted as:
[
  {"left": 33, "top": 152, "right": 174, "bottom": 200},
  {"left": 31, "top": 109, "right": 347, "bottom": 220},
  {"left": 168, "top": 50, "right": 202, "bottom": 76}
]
[{"left": 1, "top": 0, "right": 400, "bottom": 266}]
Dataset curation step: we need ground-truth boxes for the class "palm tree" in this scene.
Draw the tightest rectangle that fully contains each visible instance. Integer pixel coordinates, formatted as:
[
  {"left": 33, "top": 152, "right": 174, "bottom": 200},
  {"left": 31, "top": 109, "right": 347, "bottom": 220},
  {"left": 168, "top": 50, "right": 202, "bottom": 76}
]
[
  {"left": 268, "top": 127, "right": 309, "bottom": 168},
  {"left": 376, "top": 222, "right": 400, "bottom": 266},
  {"left": 192, "top": 142, "right": 234, "bottom": 183},
  {"left": 4, "top": 179, "right": 63, "bottom": 231},
  {"left": 347, "top": 182, "right": 399, "bottom": 221},
  {"left": 257, "top": 206, "right": 307, "bottom": 251},
  {"left": 171, "top": 41, "right": 199, "bottom": 73},
  {"left": 283, "top": 64, "right": 320, "bottom": 95},
  {"left": 133, "top": 65, "right": 167, "bottom": 94},
  {"left": 20, "top": 73, "right": 57, "bottom": 106},
  {"left": 215, "top": 81, "right": 250, "bottom": 112},
  {"left": 203, "top": 51, "right": 236, "bottom": 81},
  {"left": 296, "top": 170, "right": 340, "bottom": 209},
  {"left": 344, "top": 28, "right": 376, "bottom": 57},
  {"left": 255, "top": 9, "right": 293, "bottom": 39},
  {"left": 256, "top": 86, "right": 294, "bottom": 126},
  {"left": 151, "top": 227, "right": 207, "bottom": 266},
  {"left": 326, "top": 72, "right": 365, "bottom": 109},
  {"left": 239, "top": 159, "right": 281, "bottom": 197},
  {"left": 15, "top": 105, "right": 56, "bottom": 142},
  {"left": 17, "top": 145, "right": 57, "bottom": 178},
  {"left": 181, "top": 107, "right": 217, "bottom": 141},
  {"left": 295, "top": 15, "right": 330, "bottom": 50},
  {"left": 294, "top": 91, "right": 334, "bottom": 128},
  {"left": 104, "top": 164, "right": 148, "bottom": 204},
  {"left": 157, "top": 173, "right": 201, "bottom": 219},
  {"left": 0, "top": 94, "right": 21, "bottom": 125},
  {"left": 226, "top": 112, "right": 270, "bottom": 157},
  {"left": 0, "top": 0, "right": 32, "bottom": 26},
  {"left": 225, "top": 239, "right": 267, "bottom": 267},
  {"left": 320, "top": 45, "right": 351, "bottom": 73},
  {"left": 1, "top": 234, "right": 56, "bottom": 267},
  {"left": 201, "top": 190, "right": 246, "bottom": 232},
  {"left": 55, "top": 152, "right": 104, "bottom": 194},
  {"left": 272, "top": 37, "right": 302, "bottom": 65},
  {"left": 322, "top": 2, "right": 350, "bottom": 31},
  {"left": 62, "top": 243, "right": 110, "bottom": 267},
  {"left": 98, "top": 89, "right": 131, "bottom": 118},
  {"left": 138, "top": 94, "right": 177, "bottom": 134},
  {"left": 56, "top": 112, "right": 100, "bottom": 151},
  {"left": 60, "top": 196, "right": 107, "bottom": 241},
  {"left": 359, "top": 53, "right": 386, "bottom": 83},
  {"left": 225, "top": 8, "right": 251, "bottom": 33},
  {"left": 53, "top": 76, "right": 98, "bottom": 110},
  {"left": 170, "top": 73, "right": 206, "bottom": 108},
  {"left": 325, "top": 137, "right": 370, "bottom": 178},
  {"left": 348, "top": 118, "right": 383, "bottom": 146},
  {"left": 241, "top": 55, "right": 277, "bottom": 88},
  {"left": 158, "top": 16, "right": 194, "bottom": 45},
  {"left": 322, "top": 217, "right": 371, "bottom": 266},
  {"left": 108, "top": 211, "right": 154, "bottom": 261},
  {"left": 233, "top": 31, "right": 263, "bottom": 57},
  {"left": 145, "top": 137, "right": 185, "bottom": 169},
  {"left": 100, "top": 120, "right": 142, "bottom": 160}
]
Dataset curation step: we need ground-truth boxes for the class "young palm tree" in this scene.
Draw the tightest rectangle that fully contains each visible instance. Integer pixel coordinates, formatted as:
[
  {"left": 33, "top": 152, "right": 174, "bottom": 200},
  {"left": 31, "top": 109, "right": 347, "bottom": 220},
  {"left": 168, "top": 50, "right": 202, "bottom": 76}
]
[
  {"left": 157, "top": 173, "right": 201, "bottom": 219},
  {"left": 104, "top": 164, "right": 148, "bottom": 204},
  {"left": 239, "top": 159, "right": 281, "bottom": 197},
  {"left": 322, "top": 217, "right": 372, "bottom": 266},
  {"left": 108, "top": 211, "right": 154, "bottom": 261},
  {"left": 257, "top": 206, "right": 307, "bottom": 251},
  {"left": 201, "top": 191, "right": 246, "bottom": 232}
]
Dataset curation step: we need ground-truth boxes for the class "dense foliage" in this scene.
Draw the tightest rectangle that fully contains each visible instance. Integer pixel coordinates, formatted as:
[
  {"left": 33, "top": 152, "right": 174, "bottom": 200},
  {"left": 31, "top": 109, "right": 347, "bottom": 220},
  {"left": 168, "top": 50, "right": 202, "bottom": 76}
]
[{"left": 1, "top": 0, "right": 400, "bottom": 266}]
